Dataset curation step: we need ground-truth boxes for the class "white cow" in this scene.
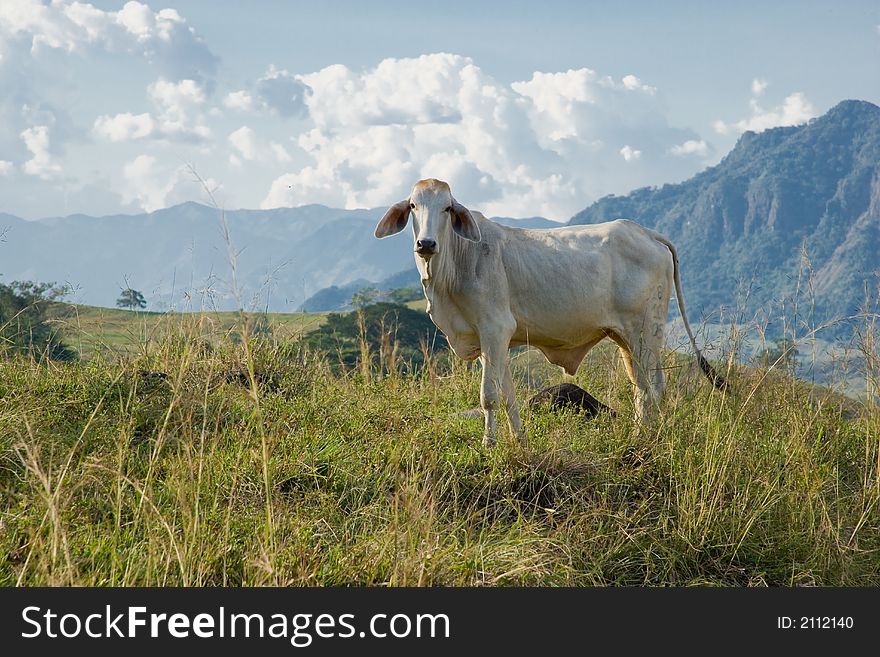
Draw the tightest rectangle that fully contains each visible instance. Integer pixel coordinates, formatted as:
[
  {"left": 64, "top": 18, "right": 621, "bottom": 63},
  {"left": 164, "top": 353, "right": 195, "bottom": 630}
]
[{"left": 375, "top": 179, "right": 725, "bottom": 447}]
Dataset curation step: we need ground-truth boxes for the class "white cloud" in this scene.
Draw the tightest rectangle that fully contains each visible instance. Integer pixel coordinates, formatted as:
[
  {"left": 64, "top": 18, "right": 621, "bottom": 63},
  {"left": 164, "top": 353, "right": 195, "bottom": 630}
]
[
  {"left": 262, "top": 54, "right": 703, "bottom": 219},
  {"left": 223, "top": 90, "right": 254, "bottom": 112},
  {"left": 149, "top": 78, "right": 206, "bottom": 116},
  {"left": 619, "top": 145, "right": 642, "bottom": 161},
  {"left": 0, "top": 160, "right": 13, "bottom": 175},
  {"left": 751, "top": 78, "right": 768, "bottom": 96},
  {"left": 147, "top": 77, "right": 210, "bottom": 140},
  {"left": 228, "top": 126, "right": 257, "bottom": 160},
  {"left": 0, "top": 0, "right": 217, "bottom": 81},
  {"left": 91, "top": 78, "right": 210, "bottom": 144},
  {"left": 122, "top": 154, "right": 162, "bottom": 210},
  {"left": 93, "top": 112, "right": 155, "bottom": 141},
  {"left": 714, "top": 83, "right": 816, "bottom": 135},
  {"left": 0, "top": 2, "right": 217, "bottom": 190},
  {"left": 20, "top": 124, "right": 60, "bottom": 179},
  {"left": 270, "top": 142, "right": 292, "bottom": 163},
  {"left": 622, "top": 74, "right": 656, "bottom": 94},
  {"left": 120, "top": 153, "right": 215, "bottom": 211},
  {"left": 669, "top": 139, "right": 709, "bottom": 157},
  {"left": 227, "top": 126, "right": 291, "bottom": 165},
  {"left": 0, "top": 0, "right": 106, "bottom": 54}
]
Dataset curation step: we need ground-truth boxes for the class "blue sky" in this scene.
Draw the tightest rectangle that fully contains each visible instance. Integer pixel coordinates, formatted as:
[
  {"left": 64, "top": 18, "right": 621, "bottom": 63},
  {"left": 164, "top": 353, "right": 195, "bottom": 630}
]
[{"left": 1, "top": 0, "right": 878, "bottom": 220}]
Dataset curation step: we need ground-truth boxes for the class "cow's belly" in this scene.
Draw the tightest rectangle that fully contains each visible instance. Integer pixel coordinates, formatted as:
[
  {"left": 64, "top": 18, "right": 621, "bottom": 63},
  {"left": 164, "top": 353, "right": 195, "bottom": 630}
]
[
  {"left": 509, "top": 326, "right": 606, "bottom": 350},
  {"left": 428, "top": 292, "right": 612, "bottom": 356},
  {"left": 509, "top": 306, "right": 610, "bottom": 349}
]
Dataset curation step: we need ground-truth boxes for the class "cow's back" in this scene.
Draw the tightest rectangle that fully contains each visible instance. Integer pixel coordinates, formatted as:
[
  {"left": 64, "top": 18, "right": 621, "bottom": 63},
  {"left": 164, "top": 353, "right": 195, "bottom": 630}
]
[{"left": 497, "top": 219, "right": 673, "bottom": 346}]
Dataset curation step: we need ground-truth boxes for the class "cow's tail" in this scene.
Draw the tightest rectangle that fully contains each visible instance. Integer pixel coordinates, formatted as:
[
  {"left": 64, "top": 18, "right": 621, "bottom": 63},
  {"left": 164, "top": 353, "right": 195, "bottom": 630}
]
[{"left": 652, "top": 233, "right": 728, "bottom": 391}]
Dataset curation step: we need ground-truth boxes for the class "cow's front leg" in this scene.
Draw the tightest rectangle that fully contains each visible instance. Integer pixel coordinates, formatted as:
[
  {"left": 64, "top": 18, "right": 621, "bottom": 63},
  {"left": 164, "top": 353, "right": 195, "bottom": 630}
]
[
  {"left": 478, "top": 353, "right": 499, "bottom": 447},
  {"left": 479, "top": 330, "right": 518, "bottom": 448}
]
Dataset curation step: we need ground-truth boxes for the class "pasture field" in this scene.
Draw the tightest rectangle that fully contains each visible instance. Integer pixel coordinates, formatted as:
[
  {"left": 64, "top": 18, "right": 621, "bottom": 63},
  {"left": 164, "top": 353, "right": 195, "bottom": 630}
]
[
  {"left": 47, "top": 304, "right": 330, "bottom": 360},
  {"left": 0, "top": 307, "right": 878, "bottom": 586}
]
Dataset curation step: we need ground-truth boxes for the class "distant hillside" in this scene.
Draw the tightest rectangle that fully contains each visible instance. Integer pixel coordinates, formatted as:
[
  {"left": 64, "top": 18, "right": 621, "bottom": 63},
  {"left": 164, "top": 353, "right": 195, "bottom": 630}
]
[
  {"left": 299, "top": 269, "right": 420, "bottom": 312},
  {"left": 570, "top": 100, "right": 880, "bottom": 336},
  {"left": 0, "top": 203, "right": 417, "bottom": 312}
]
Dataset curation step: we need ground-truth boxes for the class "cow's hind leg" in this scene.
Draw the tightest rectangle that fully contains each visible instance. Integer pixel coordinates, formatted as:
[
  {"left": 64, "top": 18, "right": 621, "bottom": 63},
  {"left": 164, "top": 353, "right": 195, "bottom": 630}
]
[{"left": 501, "top": 363, "right": 526, "bottom": 447}]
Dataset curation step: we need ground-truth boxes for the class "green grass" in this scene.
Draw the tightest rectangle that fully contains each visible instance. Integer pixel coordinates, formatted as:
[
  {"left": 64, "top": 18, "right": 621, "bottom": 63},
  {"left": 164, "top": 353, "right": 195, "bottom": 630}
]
[
  {"left": 47, "top": 303, "right": 330, "bottom": 359},
  {"left": 0, "top": 307, "right": 878, "bottom": 586}
]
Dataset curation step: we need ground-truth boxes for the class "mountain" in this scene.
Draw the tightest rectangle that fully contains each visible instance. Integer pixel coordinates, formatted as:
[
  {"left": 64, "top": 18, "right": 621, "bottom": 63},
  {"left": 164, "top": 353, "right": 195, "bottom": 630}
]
[
  {"left": 299, "top": 269, "right": 418, "bottom": 312},
  {"left": 569, "top": 100, "right": 880, "bottom": 335},
  {"left": 0, "top": 202, "right": 411, "bottom": 311},
  {"left": 0, "top": 202, "right": 557, "bottom": 312},
  {"left": 6, "top": 100, "right": 874, "bottom": 324}
]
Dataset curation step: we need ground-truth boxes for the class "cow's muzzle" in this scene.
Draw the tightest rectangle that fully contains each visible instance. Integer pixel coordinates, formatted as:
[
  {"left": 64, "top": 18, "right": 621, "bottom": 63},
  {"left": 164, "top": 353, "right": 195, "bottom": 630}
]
[{"left": 415, "top": 238, "right": 437, "bottom": 257}]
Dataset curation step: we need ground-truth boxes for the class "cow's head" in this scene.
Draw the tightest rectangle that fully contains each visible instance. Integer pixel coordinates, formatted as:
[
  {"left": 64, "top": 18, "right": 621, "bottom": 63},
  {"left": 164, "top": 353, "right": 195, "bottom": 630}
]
[{"left": 374, "top": 179, "right": 481, "bottom": 259}]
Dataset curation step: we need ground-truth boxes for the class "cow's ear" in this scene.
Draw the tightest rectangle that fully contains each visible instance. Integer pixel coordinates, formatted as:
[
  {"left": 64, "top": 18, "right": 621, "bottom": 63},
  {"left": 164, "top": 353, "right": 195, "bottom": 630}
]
[
  {"left": 449, "top": 199, "right": 481, "bottom": 242},
  {"left": 375, "top": 199, "right": 412, "bottom": 238}
]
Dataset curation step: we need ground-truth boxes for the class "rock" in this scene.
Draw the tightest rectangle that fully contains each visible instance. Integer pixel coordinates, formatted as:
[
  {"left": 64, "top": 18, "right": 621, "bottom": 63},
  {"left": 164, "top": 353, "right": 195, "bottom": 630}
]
[{"left": 526, "top": 383, "right": 615, "bottom": 418}]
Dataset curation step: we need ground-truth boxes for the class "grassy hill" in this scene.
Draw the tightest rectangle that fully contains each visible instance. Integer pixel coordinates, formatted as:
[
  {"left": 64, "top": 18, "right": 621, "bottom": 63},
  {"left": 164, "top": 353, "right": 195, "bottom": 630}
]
[
  {"left": 1, "top": 302, "right": 877, "bottom": 586},
  {"left": 47, "top": 303, "right": 331, "bottom": 360}
]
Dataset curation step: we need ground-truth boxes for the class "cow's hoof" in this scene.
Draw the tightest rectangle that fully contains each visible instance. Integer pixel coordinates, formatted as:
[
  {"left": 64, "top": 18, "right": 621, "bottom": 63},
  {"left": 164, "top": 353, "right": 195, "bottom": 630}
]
[{"left": 482, "top": 434, "right": 496, "bottom": 448}]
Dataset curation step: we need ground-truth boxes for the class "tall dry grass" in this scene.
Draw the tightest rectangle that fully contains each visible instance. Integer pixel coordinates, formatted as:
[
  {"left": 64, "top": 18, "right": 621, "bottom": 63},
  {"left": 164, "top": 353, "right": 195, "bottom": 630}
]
[{"left": 0, "top": 302, "right": 877, "bottom": 586}]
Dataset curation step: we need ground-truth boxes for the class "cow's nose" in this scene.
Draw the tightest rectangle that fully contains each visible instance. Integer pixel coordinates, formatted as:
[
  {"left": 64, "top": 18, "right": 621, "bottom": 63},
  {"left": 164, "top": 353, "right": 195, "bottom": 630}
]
[{"left": 416, "top": 239, "right": 437, "bottom": 254}]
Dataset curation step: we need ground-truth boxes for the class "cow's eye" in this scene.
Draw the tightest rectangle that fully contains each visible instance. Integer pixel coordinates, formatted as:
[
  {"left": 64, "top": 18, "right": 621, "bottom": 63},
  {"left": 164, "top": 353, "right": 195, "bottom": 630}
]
[
  {"left": 409, "top": 203, "right": 415, "bottom": 209},
  {"left": 445, "top": 205, "right": 453, "bottom": 212}
]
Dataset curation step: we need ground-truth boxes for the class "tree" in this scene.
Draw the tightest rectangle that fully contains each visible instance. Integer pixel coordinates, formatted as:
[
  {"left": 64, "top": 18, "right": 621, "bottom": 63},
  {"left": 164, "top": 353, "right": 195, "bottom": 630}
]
[
  {"left": 117, "top": 288, "right": 147, "bottom": 311},
  {"left": 351, "top": 286, "right": 379, "bottom": 309},
  {"left": 303, "top": 302, "right": 446, "bottom": 369},
  {"left": 0, "top": 280, "right": 76, "bottom": 361},
  {"left": 386, "top": 286, "right": 422, "bottom": 305}
]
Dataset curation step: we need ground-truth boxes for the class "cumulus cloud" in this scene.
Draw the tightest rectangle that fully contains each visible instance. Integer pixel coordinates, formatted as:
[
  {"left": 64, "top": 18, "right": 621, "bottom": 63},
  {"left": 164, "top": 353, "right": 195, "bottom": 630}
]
[
  {"left": 121, "top": 153, "right": 216, "bottom": 211},
  {"left": 146, "top": 77, "right": 211, "bottom": 140},
  {"left": 0, "top": 0, "right": 217, "bottom": 81},
  {"left": 619, "top": 145, "right": 642, "bottom": 161},
  {"left": 0, "top": 160, "right": 13, "bottom": 175},
  {"left": 669, "top": 139, "right": 709, "bottom": 157},
  {"left": 621, "top": 74, "right": 656, "bottom": 94},
  {"left": 714, "top": 83, "right": 816, "bottom": 135},
  {"left": 270, "top": 142, "right": 291, "bottom": 163},
  {"left": 228, "top": 126, "right": 257, "bottom": 160},
  {"left": 223, "top": 90, "right": 254, "bottom": 112},
  {"left": 228, "top": 125, "right": 294, "bottom": 166},
  {"left": 751, "top": 78, "right": 768, "bottom": 96},
  {"left": 149, "top": 78, "right": 205, "bottom": 116},
  {"left": 93, "top": 112, "right": 155, "bottom": 141},
  {"left": 20, "top": 124, "right": 60, "bottom": 178},
  {"left": 122, "top": 154, "right": 162, "bottom": 209},
  {"left": 0, "top": 0, "right": 217, "bottom": 205},
  {"left": 91, "top": 78, "right": 210, "bottom": 143},
  {"left": 261, "top": 54, "right": 703, "bottom": 219}
]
